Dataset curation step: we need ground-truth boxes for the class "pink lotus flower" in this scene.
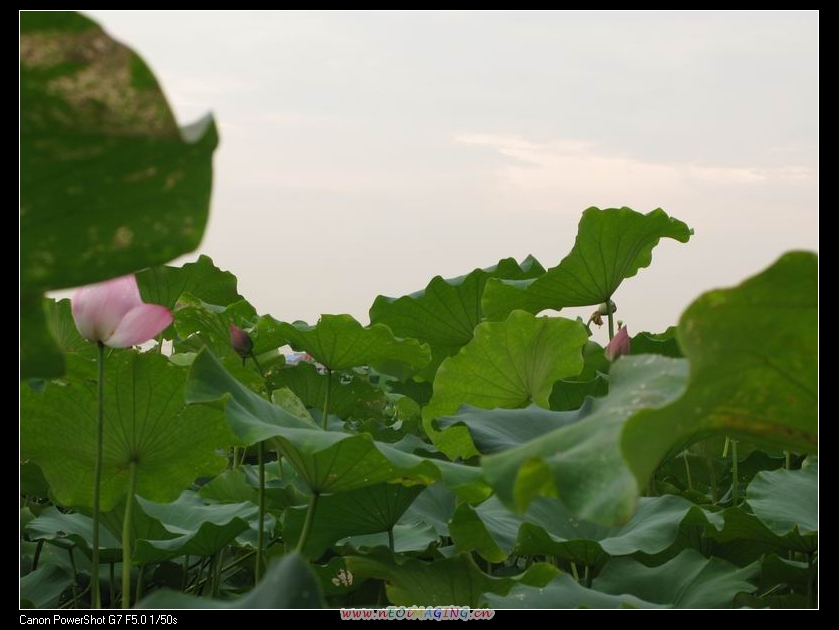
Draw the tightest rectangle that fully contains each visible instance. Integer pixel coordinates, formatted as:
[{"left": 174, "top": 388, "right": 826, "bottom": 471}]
[
  {"left": 72, "top": 275, "right": 173, "bottom": 348},
  {"left": 605, "top": 324, "right": 631, "bottom": 362},
  {"left": 229, "top": 324, "right": 254, "bottom": 358}
]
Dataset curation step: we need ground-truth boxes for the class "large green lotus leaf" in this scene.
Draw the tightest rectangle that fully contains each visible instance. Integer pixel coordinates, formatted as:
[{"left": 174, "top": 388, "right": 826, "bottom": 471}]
[
  {"left": 485, "top": 573, "right": 660, "bottom": 609},
  {"left": 370, "top": 256, "right": 545, "bottom": 379},
  {"left": 479, "top": 355, "right": 688, "bottom": 524},
  {"left": 747, "top": 457, "right": 817, "bottom": 538},
  {"left": 271, "top": 314, "right": 430, "bottom": 380},
  {"left": 346, "top": 552, "right": 557, "bottom": 607},
  {"left": 268, "top": 361, "right": 389, "bottom": 421},
  {"left": 592, "top": 549, "right": 759, "bottom": 608},
  {"left": 482, "top": 207, "right": 693, "bottom": 319},
  {"left": 26, "top": 506, "right": 122, "bottom": 564},
  {"left": 133, "top": 492, "right": 259, "bottom": 565},
  {"left": 137, "top": 255, "right": 242, "bottom": 310},
  {"left": 20, "top": 565, "right": 74, "bottom": 609},
  {"left": 20, "top": 12, "right": 217, "bottom": 291},
  {"left": 20, "top": 12, "right": 217, "bottom": 378},
  {"left": 622, "top": 252, "right": 818, "bottom": 489},
  {"left": 284, "top": 484, "right": 423, "bottom": 558},
  {"left": 424, "top": 311, "right": 588, "bottom": 459},
  {"left": 186, "top": 349, "right": 488, "bottom": 498},
  {"left": 21, "top": 352, "right": 231, "bottom": 511},
  {"left": 137, "top": 552, "right": 324, "bottom": 609},
  {"left": 436, "top": 403, "right": 592, "bottom": 456},
  {"left": 451, "top": 494, "right": 694, "bottom": 566}
]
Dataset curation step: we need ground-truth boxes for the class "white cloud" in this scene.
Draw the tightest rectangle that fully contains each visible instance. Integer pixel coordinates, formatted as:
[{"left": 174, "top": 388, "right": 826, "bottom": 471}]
[{"left": 455, "top": 132, "right": 815, "bottom": 195}]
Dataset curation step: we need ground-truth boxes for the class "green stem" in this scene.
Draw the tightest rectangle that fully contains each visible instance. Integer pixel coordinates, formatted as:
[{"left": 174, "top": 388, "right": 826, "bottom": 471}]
[
  {"left": 570, "top": 562, "right": 580, "bottom": 582},
  {"left": 607, "top": 301, "right": 615, "bottom": 341},
  {"left": 91, "top": 341, "right": 106, "bottom": 609},
  {"left": 212, "top": 549, "right": 224, "bottom": 598},
  {"left": 255, "top": 441, "right": 266, "bottom": 583},
  {"left": 296, "top": 493, "right": 320, "bottom": 554},
  {"left": 785, "top": 451, "right": 792, "bottom": 470},
  {"left": 181, "top": 555, "right": 189, "bottom": 592},
  {"left": 722, "top": 437, "right": 730, "bottom": 458},
  {"left": 109, "top": 563, "right": 115, "bottom": 606},
  {"left": 68, "top": 548, "right": 80, "bottom": 607},
  {"left": 32, "top": 539, "right": 44, "bottom": 571},
  {"left": 134, "top": 565, "right": 144, "bottom": 605},
  {"left": 121, "top": 461, "right": 139, "bottom": 609},
  {"left": 387, "top": 528, "right": 395, "bottom": 553},
  {"left": 250, "top": 353, "right": 265, "bottom": 378},
  {"left": 322, "top": 369, "right": 332, "bottom": 429},
  {"left": 584, "top": 564, "right": 591, "bottom": 588},
  {"left": 683, "top": 451, "right": 693, "bottom": 491},
  {"left": 730, "top": 439, "right": 739, "bottom": 506}
]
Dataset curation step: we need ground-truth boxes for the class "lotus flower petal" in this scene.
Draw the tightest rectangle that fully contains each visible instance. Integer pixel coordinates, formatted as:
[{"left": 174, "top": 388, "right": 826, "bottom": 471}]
[
  {"left": 72, "top": 275, "right": 143, "bottom": 343},
  {"left": 106, "top": 304, "right": 173, "bottom": 348}
]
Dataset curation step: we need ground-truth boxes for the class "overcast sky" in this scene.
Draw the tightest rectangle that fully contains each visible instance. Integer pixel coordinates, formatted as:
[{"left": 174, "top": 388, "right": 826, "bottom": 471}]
[{"left": 84, "top": 10, "right": 819, "bottom": 343}]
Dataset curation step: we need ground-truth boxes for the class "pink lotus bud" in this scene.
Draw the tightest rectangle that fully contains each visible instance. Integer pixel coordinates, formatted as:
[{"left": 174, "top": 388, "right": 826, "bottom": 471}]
[
  {"left": 71, "top": 275, "right": 172, "bottom": 348},
  {"left": 605, "top": 324, "right": 631, "bottom": 362},
  {"left": 229, "top": 324, "right": 254, "bottom": 358}
]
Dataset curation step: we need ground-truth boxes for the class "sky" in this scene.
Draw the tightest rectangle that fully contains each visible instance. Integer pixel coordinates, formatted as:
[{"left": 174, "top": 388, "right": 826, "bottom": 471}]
[{"left": 84, "top": 10, "right": 819, "bottom": 344}]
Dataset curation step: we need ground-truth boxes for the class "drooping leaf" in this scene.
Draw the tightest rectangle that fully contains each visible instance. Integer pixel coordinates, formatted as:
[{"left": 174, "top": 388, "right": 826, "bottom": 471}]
[
  {"left": 271, "top": 314, "right": 431, "bottom": 380},
  {"left": 482, "top": 207, "right": 693, "bottom": 319},
  {"left": 681, "top": 504, "right": 815, "bottom": 554},
  {"left": 347, "top": 552, "right": 557, "bottom": 607},
  {"left": 284, "top": 484, "right": 423, "bottom": 558},
  {"left": 136, "top": 553, "right": 324, "bottom": 609},
  {"left": 137, "top": 255, "right": 242, "bottom": 310},
  {"left": 747, "top": 457, "right": 818, "bottom": 538},
  {"left": 484, "top": 573, "right": 659, "bottom": 609},
  {"left": 185, "top": 347, "right": 318, "bottom": 447},
  {"left": 436, "top": 402, "right": 592, "bottom": 456},
  {"left": 592, "top": 549, "right": 759, "bottom": 608},
  {"left": 424, "top": 310, "right": 588, "bottom": 459},
  {"left": 479, "top": 355, "right": 687, "bottom": 524},
  {"left": 21, "top": 352, "right": 231, "bottom": 511},
  {"left": 20, "top": 565, "right": 73, "bottom": 609},
  {"left": 370, "top": 256, "right": 545, "bottom": 379},
  {"left": 186, "top": 349, "right": 489, "bottom": 499},
  {"left": 26, "top": 506, "right": 122, "bottom": 563},
  {"left": 133, "top": 492, "right": 263, "bottom": 565},
  {"left": 401, "top": 484, "right": 457, "bottom": 538},
  {"left": 336, "top": 522, "right": 440, "bottom": 555},
  {"left": 450, "top": 494, "right": 695, "bottom": 566},
  {"left": 20, "top": 11, "right": 217, "bottom": 378},
  {"left": 622, "top": 252, "right": 818, "bottom": 488}
]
